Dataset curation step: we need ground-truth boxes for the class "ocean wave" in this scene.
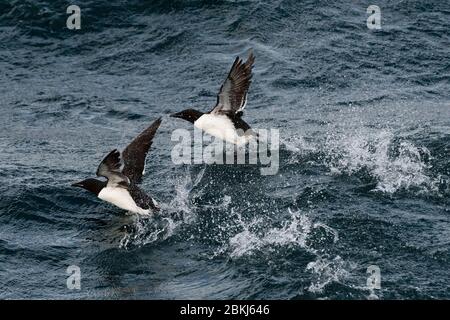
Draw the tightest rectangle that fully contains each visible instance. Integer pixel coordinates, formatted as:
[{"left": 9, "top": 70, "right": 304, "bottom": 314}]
[{"left": 2, "top": 0, "right": 449, "bottom": 299}]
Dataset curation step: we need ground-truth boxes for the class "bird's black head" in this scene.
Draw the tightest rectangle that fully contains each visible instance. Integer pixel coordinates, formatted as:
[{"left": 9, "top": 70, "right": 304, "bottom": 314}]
[
  {"left": 72, "top": 178, "right": 106, "bottom": 196},
  {"left": 170, "top": 109, "right": 204, "bottom": 123}
]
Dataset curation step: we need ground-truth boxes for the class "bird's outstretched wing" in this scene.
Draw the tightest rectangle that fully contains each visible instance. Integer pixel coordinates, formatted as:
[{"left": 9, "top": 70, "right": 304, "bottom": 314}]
[
  {"left": 211, "top": 51, "right": 255, "bottom": 115},
  {"left": 96, "top": 149, "right": 130, "bottom": 188},
  {"left": 122, "top": 117, "right": 162, "bottom": 184}
]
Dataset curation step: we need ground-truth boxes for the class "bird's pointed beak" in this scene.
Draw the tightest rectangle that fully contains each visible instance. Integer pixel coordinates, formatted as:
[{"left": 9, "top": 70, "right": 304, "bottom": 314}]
[
  {"left": 170, "top": 111, "right": 183, "bottom": 119},
  {"left": 71, "top": 181, "right": 83, "bottom": 188}
]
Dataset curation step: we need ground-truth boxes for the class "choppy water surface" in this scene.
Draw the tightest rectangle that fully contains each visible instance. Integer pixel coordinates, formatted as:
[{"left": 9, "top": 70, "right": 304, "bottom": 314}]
[{"left": 0, "top": 0, "right": 449, "bottom": 299}]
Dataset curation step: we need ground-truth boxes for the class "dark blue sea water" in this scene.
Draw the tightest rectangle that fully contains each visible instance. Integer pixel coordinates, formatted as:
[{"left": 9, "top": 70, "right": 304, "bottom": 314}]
[{"left": 0, "top": 0, "right": 449, "bottom": 299}]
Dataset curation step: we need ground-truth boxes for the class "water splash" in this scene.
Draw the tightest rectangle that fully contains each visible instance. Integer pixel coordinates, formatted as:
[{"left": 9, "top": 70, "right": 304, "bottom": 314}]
[
  {"left": 119, "top": 166, "right": 206, "bottom": 249},
  {"left": 119, "top": 215, "right": 174, "bottom": 249},
  {"left": 225, "top": 208, "right": 336, "bottom": 258},
  {"left": 281, "top": 136, "right": 318, "bottom": 164},
  {"left": 306, "top": 255, "right": 354, "bottom": 294},
  {"left": 220, "top": 208, "right": 355, "bottom": 295},
  {"left": 324, "top": 130, "right": 436, "bottom": 194},
  {"left": 284, "top": 130, "right": 439, "bottom": 195}
]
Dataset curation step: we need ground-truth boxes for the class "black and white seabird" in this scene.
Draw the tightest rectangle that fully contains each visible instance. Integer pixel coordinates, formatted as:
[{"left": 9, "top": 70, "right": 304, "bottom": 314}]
[
  {"left": 171, "top": 51, "right": 256, "bottom": 145},
  {"left": 72, "top": 118, "right": 162, "bottom": 215}
]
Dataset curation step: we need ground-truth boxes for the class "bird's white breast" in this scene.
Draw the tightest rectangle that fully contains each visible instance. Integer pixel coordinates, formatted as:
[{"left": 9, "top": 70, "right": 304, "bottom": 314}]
[
  {"left": 98, "top": 187, "right": 150, "bottom": 215},
  {"left": 194, "top": 114, "right": 250, "bottom": 145}
]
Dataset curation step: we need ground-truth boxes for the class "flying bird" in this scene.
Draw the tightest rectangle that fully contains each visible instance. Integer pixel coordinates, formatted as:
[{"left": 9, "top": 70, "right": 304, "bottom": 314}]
[
  {"left": 171, "top": 51, "right": 256, "bottom": 145},
  {"left": 72, "top": 118, "right": 162, "bottom": 215}
]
